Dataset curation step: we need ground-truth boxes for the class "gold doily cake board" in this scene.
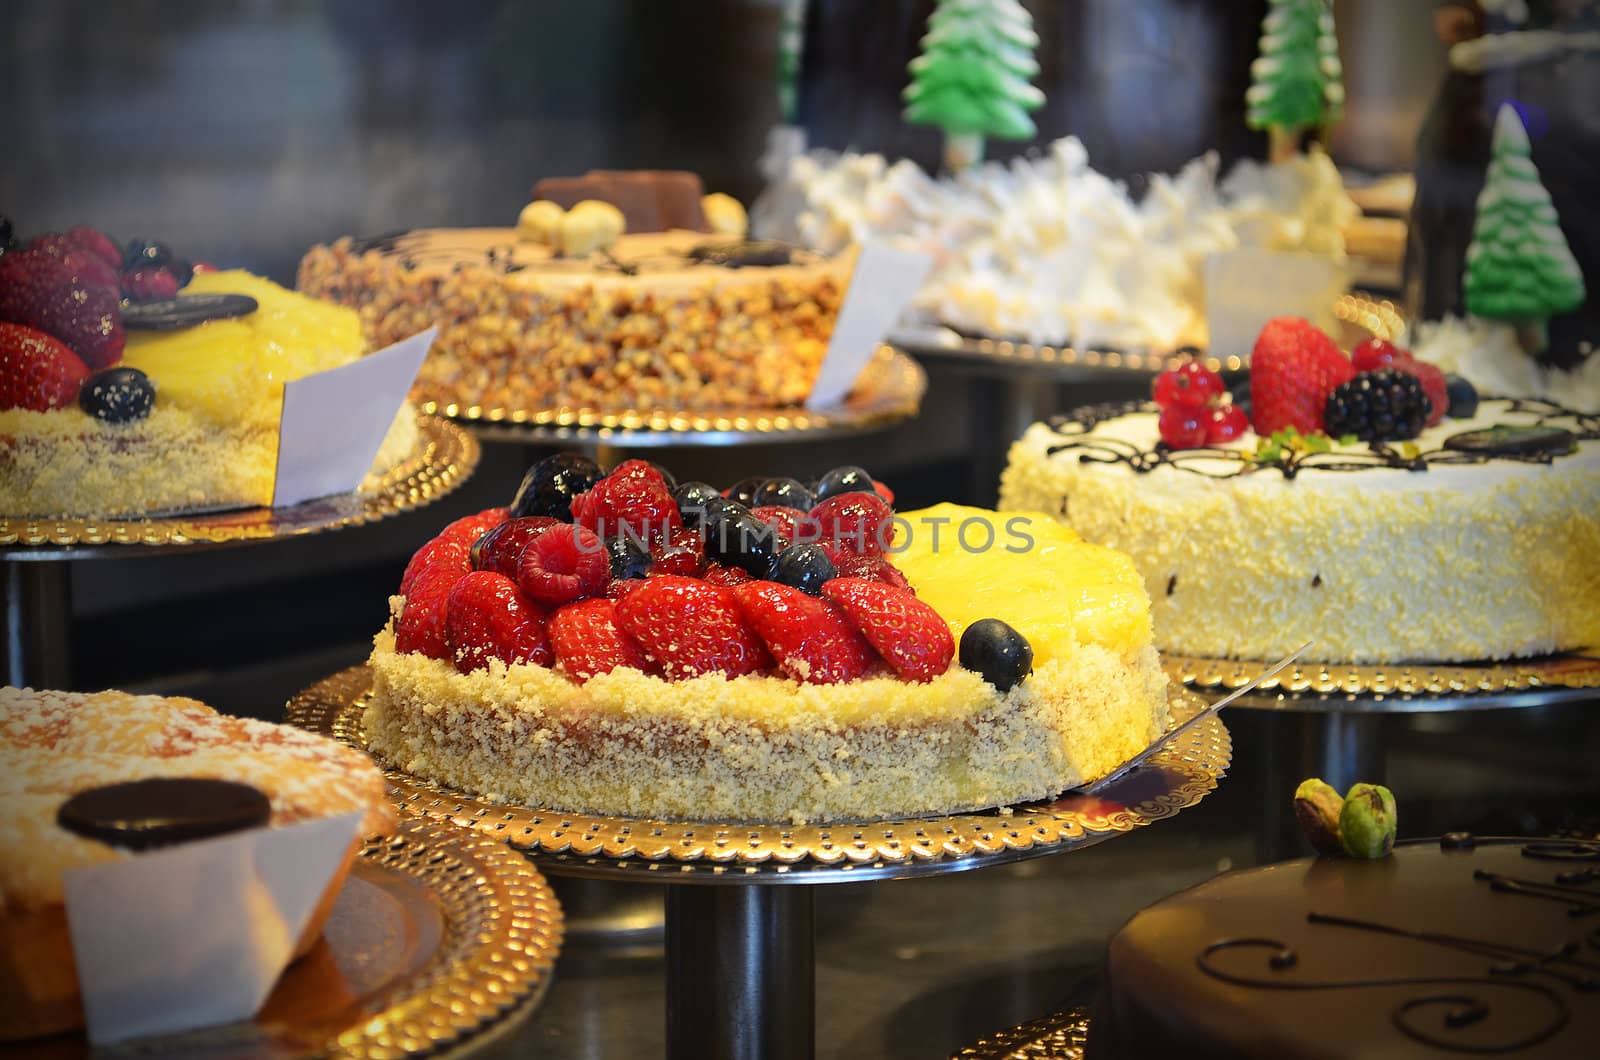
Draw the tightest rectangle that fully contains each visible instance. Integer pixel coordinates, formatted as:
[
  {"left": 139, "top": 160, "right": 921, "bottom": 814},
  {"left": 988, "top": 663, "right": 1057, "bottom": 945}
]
[
  {"left": 287, "top": 667, "right": 1230, "bottom": 883},
  {"left": 422, "top": 345, "right": 925, "bottom": 445},
  {"left": 893, "top": 293, "right": 1403, "bottom": 376},
  {"left": 23, "top": 818, "right": 562, "bottom": 1060},
  {"left": 1164, "top": 647, "right": 1600, "bottom": 706},
  {"left": 952, "top": 1008, "right": 1092, "bottom": 1060},
  {"left": 0, "top": 416, "right": 478, "bottom": 551}
]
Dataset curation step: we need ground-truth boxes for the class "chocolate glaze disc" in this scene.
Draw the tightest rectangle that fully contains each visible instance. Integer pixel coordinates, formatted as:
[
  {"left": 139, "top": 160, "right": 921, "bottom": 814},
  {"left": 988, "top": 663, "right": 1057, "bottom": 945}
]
[
  {"left": 57, "top": 777, "right": 272, "bottom": 850},
  {"left": 1443, "top": 424, "right": 1577, "bottom": 458},
  {"left": 120, "top": 293, "right": 259, "bottom": 330},
  {"left": 687, "top": 240, "right": 796, "bottom": 268}
]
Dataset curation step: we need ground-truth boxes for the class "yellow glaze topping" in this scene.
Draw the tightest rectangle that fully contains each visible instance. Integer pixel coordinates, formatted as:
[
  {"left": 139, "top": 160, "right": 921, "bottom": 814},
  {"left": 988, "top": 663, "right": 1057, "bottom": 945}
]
[
  {"left": 122, "top": 270, "right": 365, "bottom": 428},
  {"left": 893, "top": 503, "right": 1153, "bottom": 664}
]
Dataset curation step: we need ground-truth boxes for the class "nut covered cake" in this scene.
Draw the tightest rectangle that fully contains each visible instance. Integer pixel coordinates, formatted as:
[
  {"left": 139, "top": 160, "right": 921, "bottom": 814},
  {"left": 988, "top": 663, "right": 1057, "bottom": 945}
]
[
  {"left": 297, "top": 228, "right": 851, "bottom": 414},
  {"left": 1001, "top": 320, "right": 1600, "bottom": 664},
  {"left": 360, "top": 456, "right": 1170, "bottom": 824}
]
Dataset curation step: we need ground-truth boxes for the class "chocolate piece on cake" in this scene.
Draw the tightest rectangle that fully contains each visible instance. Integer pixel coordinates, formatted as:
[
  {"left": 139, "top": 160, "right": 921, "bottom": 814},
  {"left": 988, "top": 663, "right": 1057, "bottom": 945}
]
[{"left": 531, "top": 170, "right": 709, "bottom": 233}]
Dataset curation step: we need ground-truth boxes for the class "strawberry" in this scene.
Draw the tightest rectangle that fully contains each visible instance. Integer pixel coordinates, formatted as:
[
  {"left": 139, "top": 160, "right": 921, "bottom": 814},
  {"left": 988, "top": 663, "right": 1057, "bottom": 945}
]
[
  {"left": 809, "top": 492, "right": 895, "bottom": 557},
  {"left": 873, "top": 480, "right": 895, "bottom": 506},
  {"left": 395, "top": 563, "right": 467, "bottom": 659},
  {"left": 570, "top": 466, "right": 681, "bottom": 546},
  {"left": 650, "top": 526, "right": 705, "bottom": 577},
  {"left": 470, "top": 516, "right": 561, "bottom": 579},
  {"left": 63, "top": 226, "right": 123, "bottom": 270},
  {"left": 1249, "top": 317, "right": 1354, "bottom": 436},
  {"left": 605, "top": 577, "right": 645, "bottom": 602},
  {"left": 821, "top": 578, "right": 954, "bottom": 682},
  {"left": 548, "top": 598, "right": 650, "bottom": 680},
  {"left": 732, "top": 581, "right": 879, "bottom": 684},
  {"left": 29, "top": 234, "right": 120, "bottom": 291},
  {"left": 0, "top": 249, "right": 124, "bottom": 369},
  {"left": 400, "top": 534, "right": 471, "bottom": 597},
  {"left": 614, "top": 575, "right": 770, "bottom": 679},
  {"left": 0, "top": 323, "right": 90, "bottom": 411},
  {"left": 438, "top": 508, "right": 510, "bottom": 548},
  {"left": 121, "top": 266, "right": 180, "bottom": 302},
  {"left": 444, "top": 571, "right": 552, "bottom": 673},
  {"left": 748, "top": 505, "right": 808, "bottom": 549},
  {"left": 832, "top": 552, "right": 914, "bottom": 593},
  {"left": 703, "top": 563, "right": 754, "bottom": 587},
  {"left": 1391, "top": 358, "right": 1448, "bottom": 428},
  {"left": 517, "top": 524, "right": 610, "bottom": 607}
]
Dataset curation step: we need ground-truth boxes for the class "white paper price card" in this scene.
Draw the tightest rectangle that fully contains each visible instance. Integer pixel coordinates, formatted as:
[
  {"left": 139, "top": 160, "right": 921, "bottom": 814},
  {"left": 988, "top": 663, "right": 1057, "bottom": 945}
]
[
  {"left": 807, "top": 243, "right": 934, "bottom": 409},
  {"left": 1204, "top": 250, "right": 1347, "bottom": 360},
  {"left": 272, "top": 327, "right": 436, "bottom": 508}
]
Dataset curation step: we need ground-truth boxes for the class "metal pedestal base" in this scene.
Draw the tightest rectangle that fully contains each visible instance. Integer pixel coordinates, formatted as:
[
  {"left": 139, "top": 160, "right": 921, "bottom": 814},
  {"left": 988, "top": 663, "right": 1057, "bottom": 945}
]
[
  {"left": 553, "top": 877, "right": 665, "bottom": 953},
  {"left": 3, "top": 560, "right": 71, "bottom": 689},
  {"left": 666, "top": 885, "right": 815, "bottom": 1060}
]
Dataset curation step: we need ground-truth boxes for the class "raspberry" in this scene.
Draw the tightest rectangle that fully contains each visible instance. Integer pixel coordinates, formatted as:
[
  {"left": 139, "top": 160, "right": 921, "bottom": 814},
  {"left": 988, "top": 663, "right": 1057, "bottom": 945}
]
[
  {"left": 517, "top": 524, "right": 610, "bottom": 607},
  {"left": 614, "top": 575, "right": 771, "bottom": 679},
  {"left": 1152, "top": 361, "right": 1223, "bottom": 410},
  {"left": 1249, "top": 317, "right": 1355, "bottom": 436},
  {"left": 0, "top": 248, "right": 125, "bottom": 369},
  {"left": 1351, "top": 338, "right": 1408, "bottom": 373},
  {"left": 0, "top": 322, "right": 90, "bottom": 412},
  {"left": 120, "top": 266, "right": 180, "bottom": 302},
  {"left": 570, "top": 467, "right": 682, "bottom": 546},
  {"left": 444, "top": 571, "right": 552, "bottom": 673},
  {"left": 809, "top": 493, "right": 895, "bottom": 557},
  {"left": 548, "top": 598, "right": 650, "bottom": 681},
  {"left": 1391, "top": 359, "right": 1447, "bottom": 427},
  {"left": 731, "top": 581, "right": 881, "bottom": 684},
  {"left": 821, "top": 578, "right": 954, "bottom": 683},
  {"left": 650, "top": 526, "right": 705, "bottom": 577},
  {"left": 470, "top": 516, "right": 561, "bottom": 579},
  {"left": 1205, "top": 403, "right": 1250, "bottom": 445},
  {"left": 395, "top": 563, "right": 467, "bottom": 659},
  {"left": 703, "top": 563, "right": 754, "bottom": 587},
  {"left": 1158, "top": 405, "right": 1208, "bottom": 448},
  {"left": 872, "top": 480, "right": 895, "bottom": 506}
]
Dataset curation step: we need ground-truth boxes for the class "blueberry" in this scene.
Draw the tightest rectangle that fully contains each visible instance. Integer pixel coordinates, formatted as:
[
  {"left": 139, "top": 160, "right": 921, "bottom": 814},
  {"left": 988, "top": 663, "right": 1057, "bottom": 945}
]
[
  {"left": 79, "top": 367, "right": 155, "bottom": 423},
  {"left": 0, "top": 214, "right": 14, "bottom": 251},
  {"left": 1445, "top": 374, "right": 1479, "bottom": 420},
  {"left": 958, "top": 618, "right": 1033, "bottom": 692},
  {"left": 672, "top": 480, "right": 722, "bottom": 527},
  {"left": 753, "top": 476, "right": 814, "bottom": 511},
  {"left": 510, "top": 452, "right": 603, "bottom": 521},
  {"left": 123, "top": 237, "right": 175, "bottom": 272},
  {"left": 605, "top": 535, "right": 653, "bottom": 580},
  {"left": 726, "top": 475, "right": 769, "bottom": 508},
  {"left": 649, "top": 461, "right": 677, "bottom": 490},
  {"left": 774, "top": 543, "right": 835, "bottom": 596},
  {"left": 814, "top": 465, "right": 875, "bottom": 502},
  {"left": 1226, "top": 376, "right": 1252, "bottom": 421},
  {"left": 704, "top": 509, "right": 781, "bottom": 578}
]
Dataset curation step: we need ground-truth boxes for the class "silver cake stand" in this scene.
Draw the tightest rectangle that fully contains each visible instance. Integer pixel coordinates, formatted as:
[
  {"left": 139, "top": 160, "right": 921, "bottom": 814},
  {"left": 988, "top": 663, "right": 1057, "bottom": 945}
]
[{"left": 288, "top": 667, "right": 1230, "bottom": 1060}]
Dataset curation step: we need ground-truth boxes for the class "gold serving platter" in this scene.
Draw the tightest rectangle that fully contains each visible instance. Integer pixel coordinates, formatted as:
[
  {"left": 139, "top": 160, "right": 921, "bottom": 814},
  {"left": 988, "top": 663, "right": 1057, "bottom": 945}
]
[
  {"left": 1164, "top": 646, "right": 1600, "bottom": 702},
  {"left": 894, "top": 292, "right": 1405, "bottom": 375},
  {"left": 287, "top": 667, "right": 1230, "bottom": 882},
  {"left": 418, "top": 345, "right": 926, "bottom": 442},
  {"left": 0, "top": 415, "right": 478, "bottom": 552},
  {"left": 953, "top": 1008, "right": 1092, "bottom": 1060},
  {"left": 17, "top": 819, "right": 562, "bottom": 1060}
]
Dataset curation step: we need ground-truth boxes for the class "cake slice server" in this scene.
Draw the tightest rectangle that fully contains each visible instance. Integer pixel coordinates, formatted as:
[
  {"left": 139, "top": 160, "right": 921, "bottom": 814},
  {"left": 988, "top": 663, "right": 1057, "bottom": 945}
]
[{"left": 1077, "top": 641, "right": 1313, "bottom": 796}]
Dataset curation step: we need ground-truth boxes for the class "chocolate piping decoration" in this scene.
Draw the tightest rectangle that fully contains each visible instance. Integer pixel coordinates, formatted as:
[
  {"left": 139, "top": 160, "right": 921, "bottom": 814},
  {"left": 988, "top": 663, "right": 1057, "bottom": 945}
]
[
  {"left": 1044, "top": 400, "right": 1599, "bottom": 480},
  {"left": 344, "top": 231, "right": 819, "bottom": 278}
]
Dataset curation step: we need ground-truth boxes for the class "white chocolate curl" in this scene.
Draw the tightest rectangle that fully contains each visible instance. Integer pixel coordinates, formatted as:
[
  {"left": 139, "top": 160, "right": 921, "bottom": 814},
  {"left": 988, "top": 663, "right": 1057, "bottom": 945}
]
[
  {"left": 560, "top": 200, "right": 627, "bottom": 257},
  {"left": 702, "top": 193, "right": 749, "bottom": 238},
  {"left": 516, "top": 200, "right": 565, "bottom": 247}
]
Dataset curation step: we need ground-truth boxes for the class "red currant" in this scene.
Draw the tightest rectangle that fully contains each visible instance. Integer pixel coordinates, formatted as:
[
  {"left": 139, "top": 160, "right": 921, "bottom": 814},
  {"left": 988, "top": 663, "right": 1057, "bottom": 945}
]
[
  {"left": 1153, "top": 361, "right": 1224, "bottom": 410},
  {"left": 1351, "top": 339, "right": 1409, "bottom": 373},
  {"left": 1158, "top": 405, "right": 1208, "bottom": 448},
  {"left": 1205, "top": 403, "right": 1249, "bottom": 444}
]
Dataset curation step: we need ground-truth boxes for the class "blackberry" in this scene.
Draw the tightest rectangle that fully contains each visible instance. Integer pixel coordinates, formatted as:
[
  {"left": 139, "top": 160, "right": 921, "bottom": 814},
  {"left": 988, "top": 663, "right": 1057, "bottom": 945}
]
[{"left": 1324, "top": 369, "right": 1431, "bottom": 442}]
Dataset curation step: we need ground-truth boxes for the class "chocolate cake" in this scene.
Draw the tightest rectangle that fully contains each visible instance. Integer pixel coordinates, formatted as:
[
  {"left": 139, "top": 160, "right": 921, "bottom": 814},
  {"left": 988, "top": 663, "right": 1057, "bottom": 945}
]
[{"left": 1089, "top": 835, "right": 1600, "bottom": 1058}]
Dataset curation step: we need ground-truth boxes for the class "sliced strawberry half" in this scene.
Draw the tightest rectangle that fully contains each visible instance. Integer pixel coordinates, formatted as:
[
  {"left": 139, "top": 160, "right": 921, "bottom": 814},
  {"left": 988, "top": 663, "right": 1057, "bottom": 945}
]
[
  {"left": 614, "top": 575, "right": 770, "bottom": 679},
  {"left": 395, "top": 563, "right": 468, "bottom": 659},
  {"left": 810, "top": 492, "right": 895, "bottom": 556},
  {"left": 399, "top": 534, "right": 471, "bottom": 597},
  {"left": 444, "top": 570, "right": 552, "bottom": 673},
  {"left": 821, "top": 577, "right": 954, "bottom": 683},
  {"left": 0, "top": 322, "right": 90, "bottom": 412},
  {"left": 549, "top": 597, "right": 650, "bottom": 681},
  {"left": 731, "top": 581, "right": 880, "bottom": 685}
]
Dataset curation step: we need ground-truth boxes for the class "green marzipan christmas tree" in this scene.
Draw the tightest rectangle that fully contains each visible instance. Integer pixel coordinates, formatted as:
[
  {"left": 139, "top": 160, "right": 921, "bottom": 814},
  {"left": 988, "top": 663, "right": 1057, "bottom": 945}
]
[
  {"left": 1246, "top": 0, "right": 1344, "bottom": 159},
  {"left": 902, "top": 0, "right": 1044, "bottom": 171},
  {"left": 1464, "top": 103, "right": 1586, "bottom": 354}
]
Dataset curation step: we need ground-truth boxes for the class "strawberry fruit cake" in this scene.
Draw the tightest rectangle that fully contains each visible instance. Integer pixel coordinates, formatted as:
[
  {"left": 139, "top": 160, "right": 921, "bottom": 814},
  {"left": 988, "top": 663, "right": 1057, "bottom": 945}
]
[
  {"left": 362, "top": 457, "right": 1171, "bottom": 824},
  {"left": 1001, "top": 318, "right": 1600, "bottom": 664},
  {"left": 0, "top": 219, "right": 416, "bottom": 518}
]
